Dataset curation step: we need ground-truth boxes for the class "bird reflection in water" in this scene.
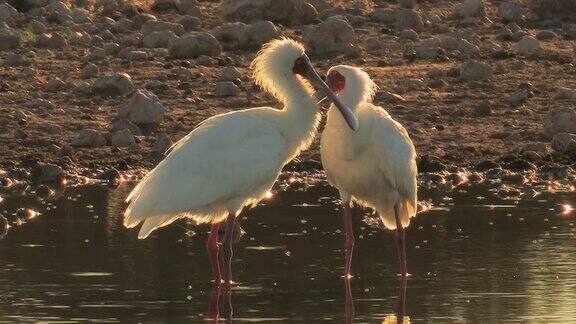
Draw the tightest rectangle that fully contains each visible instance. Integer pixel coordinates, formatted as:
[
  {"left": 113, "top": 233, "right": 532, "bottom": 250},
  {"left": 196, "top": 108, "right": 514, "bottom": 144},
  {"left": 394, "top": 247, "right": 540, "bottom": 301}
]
[
  {"left": 345, "top": 276, "right": 409, "bottom": 324},
  {"left": 206, "top": 222, "right": 242, "bottom": 322},
  {"left": 207, "top": 282, "right": 233, "bottom": 323}
]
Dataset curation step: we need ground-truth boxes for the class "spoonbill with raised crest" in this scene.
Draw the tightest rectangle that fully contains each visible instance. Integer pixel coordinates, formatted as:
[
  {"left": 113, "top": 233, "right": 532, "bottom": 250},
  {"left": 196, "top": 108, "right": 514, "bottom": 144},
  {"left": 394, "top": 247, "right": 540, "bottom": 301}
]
[
  {"left": 123, "top": 38, "right": 358, "bottom": 287},
  {"left": 320, "top": 65, "right": 417, "bottom": 279}
]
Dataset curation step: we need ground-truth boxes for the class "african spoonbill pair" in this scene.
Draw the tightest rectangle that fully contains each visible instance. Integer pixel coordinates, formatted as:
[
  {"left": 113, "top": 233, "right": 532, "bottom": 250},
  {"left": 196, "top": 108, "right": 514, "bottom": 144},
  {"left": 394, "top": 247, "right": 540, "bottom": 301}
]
[{"left": 123, "top": 38, "right": 417, "bottom": 286}]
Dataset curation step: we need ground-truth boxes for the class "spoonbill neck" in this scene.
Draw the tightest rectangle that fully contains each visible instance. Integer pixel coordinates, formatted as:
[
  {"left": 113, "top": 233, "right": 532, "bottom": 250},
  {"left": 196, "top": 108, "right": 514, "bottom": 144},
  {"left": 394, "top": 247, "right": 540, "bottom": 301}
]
[{"left": 279, "top": 77, "right": 321, "bottom": 154}]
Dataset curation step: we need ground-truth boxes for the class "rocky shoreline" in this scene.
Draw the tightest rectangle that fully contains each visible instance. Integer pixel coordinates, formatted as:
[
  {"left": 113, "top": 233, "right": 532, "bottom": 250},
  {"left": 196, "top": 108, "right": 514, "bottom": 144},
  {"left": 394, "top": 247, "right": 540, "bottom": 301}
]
[{"left": 0, "top": 0, "right": 575, "bottom": 190}]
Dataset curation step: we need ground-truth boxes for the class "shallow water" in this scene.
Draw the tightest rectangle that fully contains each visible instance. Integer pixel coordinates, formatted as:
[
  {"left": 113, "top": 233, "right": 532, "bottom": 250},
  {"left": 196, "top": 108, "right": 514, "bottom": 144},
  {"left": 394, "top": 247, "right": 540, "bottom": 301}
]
[{"left": 0, "top": 179, "right": 575, "bottom": 323}]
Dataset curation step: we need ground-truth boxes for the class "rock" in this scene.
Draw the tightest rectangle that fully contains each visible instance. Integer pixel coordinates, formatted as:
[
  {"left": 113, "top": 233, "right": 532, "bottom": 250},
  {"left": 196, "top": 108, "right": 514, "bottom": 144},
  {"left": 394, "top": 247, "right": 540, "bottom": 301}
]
[
  {"left": 507, "top": 158, "right": 536, "bottom": 172},
  {"left": 399, "top": 29, "right": 419, "bottom": 41},
  {"left": 458, "top": 38, "right": 480, "bottom": 56},
  {"left": 46, "top": 0, "right": 72, "bottom": 16},
  {"left": 399, "top": 0, "right": 417, "bottom": 9},
  {"left": 371, "top": 9, "right": 396, "bottom": 24},
  {"left": 141, "top": 21, "right": 184, "bottom": 36},
  {"left": 103, "top": 41, "right": 121, "bottom": 54},
  {"left": 86, "top": 47, "right": 106, "bottom": 61},
  {"left": 32, "top": 163, "right": 64, "bottom": 183},
  {"left": 552, "top": 132, "right": 576, "bottom": 154},
  {"left": 93, "top": 73, "right": 134, "bottom": 97},
  {"left": 176, "top": 0, "right": 201, "bottom": 16},
  {"left": 526, "top": 0, "right": 576, "bottom": 19},
  {"left": 475, "top": 160, "right": 500, "bottom": 171},
  {"left": 118, "top": 89, "right": 166, "bottom": 126},
  {"left": 220, "top": 66, "right": 242, "bottom": 81},
  {"left": 520, "top": 142, "right": 548, "bottom": 153},
  {"left": 72, "top": 129, "right": 106, "bottom": 147},
  {"left": 97, "top": 168, "right": 122, "bottom": 184},
  {"left": 417, "top": 155, "right": 446, "bottom": 173},
  {"left": 544, "top": 107, "right": 576, "bottom": 136},
  {"left": 80, "top": 63, "right": 98, "bottom": 79},
  {"left": 127, "top": 50, "right": 149, "bottom": 61},
  {"left": 5, "top": 53, "right": 30, "bottom": 66},
  {"left": 27, "top": 98, "right": 53, "bottom": 109},
  {"left": 111, "top": 129, "right": 137, "bottom": 148},
  {"left": 152, "top": 132, "right": 173, "bottom": 156},
  {"left": 168, "top": 32, "right": 222, "bottom": 59},
  {"left": 151, "top": 0, "right": 178, "bottom": 12},
  {"left": 414, "top": 45, "right": 442, "bottom": 59},
  {"left": 173, "top": 66, "right": 193, "bottom": 80},
  {"left": 499, "top": 1, "right": 523, "bottom": 22},
  {"left": 212, "top": 20, "right": 280, "bottom": 50},
  {"left": 395, "top": 9, "right": 423, "bottom": 32},
  {"left": 221, "top": 0, "right": 318, "bottom": 26},
  {"left": 36, "top": 32, "right": 68, "bottom": 49},
  {"left": 215, "top": 81, "right": 241, "bottom": 97},
  {"left": 196, "top": 55, "right": 214, "bottom": 66},
  {"left": 143, "top": 30, "right": 177, "bottom": 48},
  {"left": 460, "top": 60, "right": 493, "bottom": 81},
  {"left": 506, "top": 89, "right": 530, "bottom": 107},
  {"left": 110, "top": 118, "right": 141, "bottom": 136},
  {"left": 45, "top": 78, "right": 65, "bottom": 92},
  {"left": 0, "top": 3, "right": 18, "bottom": 24},
  {"left": 70, "top": 8, "right": 90, "bottom": 23},
  {"left": 536, "top": 30, "right": 557, "bottom": 40},
  {"left": 132, "top": 13, "right": 157, "bottom": 29},
  {"left": 181, "top": 15, "right": 202, "bottom": 31},
  {"left": 30, "top": 20, "right": 47, "bottom": 34},
  {"left": 473, "top": 101, "right": 492, "bottom": 116},
  {"left": 516, "top": 35, "right": 541, "bottom": 56},
  {"left": 554, "top": 87, "right": 576, "bottom": 100},
  {"left": 0, "top": 24, "right": 21, "bottom": 51},
  {"left": 453, "top": 0, "right": 485, "bottom": 18},
  {"left": 303, "top": 15, "right": 356, "bottom": 58}
]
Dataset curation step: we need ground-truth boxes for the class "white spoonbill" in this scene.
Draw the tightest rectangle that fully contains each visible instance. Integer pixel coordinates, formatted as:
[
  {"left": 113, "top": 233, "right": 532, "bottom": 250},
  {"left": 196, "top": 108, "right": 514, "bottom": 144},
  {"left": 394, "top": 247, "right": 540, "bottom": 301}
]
[
  {"left": 320, "top": 65, "right": 417, "bottom": 278},
  {"left": 123, "top": 38, "right": 358, "bottom": 286}
]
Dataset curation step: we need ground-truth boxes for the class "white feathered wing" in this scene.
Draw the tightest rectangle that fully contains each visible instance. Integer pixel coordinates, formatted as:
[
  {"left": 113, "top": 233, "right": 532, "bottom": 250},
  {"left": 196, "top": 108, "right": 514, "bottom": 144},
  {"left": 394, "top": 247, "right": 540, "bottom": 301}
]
[
  {"left": 370, "top": 107, "right": 418, "bottom": 229},
  {"left": 124, "top": 110, "right": 287, "bottom": 238}
]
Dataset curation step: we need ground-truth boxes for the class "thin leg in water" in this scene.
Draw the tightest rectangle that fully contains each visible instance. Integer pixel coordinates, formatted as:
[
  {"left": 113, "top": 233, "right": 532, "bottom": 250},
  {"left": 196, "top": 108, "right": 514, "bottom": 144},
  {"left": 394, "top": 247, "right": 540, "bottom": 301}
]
[
  {"left": 344, "top": 276, "right": 355, "bottom": 324},
  {"left": 206, "top": 223, "right": 221, "bottom": 284},
  {"left": 395, "top": 276, "right": 408, "bottom": 323},
  {"left": 393, "top": 205, "right": 408, "bottom": 278},
  {"left": 222, "top": 213, "right": 236, "bottom": 286},
  {"left": 222, "top": 285, "right": 234, "bottom": 321},
  {"left": 343, "top": 202, "right": 355, "bottom": 279},
  {"left": 206, "top": 282, "right": 221, "bottom": 321}
]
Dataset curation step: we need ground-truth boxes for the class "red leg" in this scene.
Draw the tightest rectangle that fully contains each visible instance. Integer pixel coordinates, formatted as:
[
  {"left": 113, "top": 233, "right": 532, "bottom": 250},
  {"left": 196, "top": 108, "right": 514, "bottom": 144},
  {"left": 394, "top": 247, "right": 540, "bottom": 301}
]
[
  {"left": 343, "top": 202, "right": 355, "bottom": 279},
  {"left": 222, "top": 213, "right": 236, "bottom": 287},
  {"left": 344, "top": 276, "right": 355, "bottom": 324},
  {"left": 222, "top": 285, "right": 233, "bottom": 321},
  {"left": 206, "top": 282, "right": 221, "bottom": 321},
  {"left": 395, "top": 276, "right": 408, "bottom": 323},
  {"left": 393, "top": 205, "right": 409, "bottom": 278},
  {"left": 206, "top": 223, "right": 221, "bottom": 284}
]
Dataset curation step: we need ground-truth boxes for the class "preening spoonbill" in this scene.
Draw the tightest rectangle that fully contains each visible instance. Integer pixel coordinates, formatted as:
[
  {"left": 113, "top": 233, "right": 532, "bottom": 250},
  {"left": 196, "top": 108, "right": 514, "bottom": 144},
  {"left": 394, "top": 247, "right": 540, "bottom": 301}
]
[
  {"left": 320, "top": 65, "right": 418, "bottom": 278},
  {"left": 123, "top": 38, "right": 358, "bottom": 286}
]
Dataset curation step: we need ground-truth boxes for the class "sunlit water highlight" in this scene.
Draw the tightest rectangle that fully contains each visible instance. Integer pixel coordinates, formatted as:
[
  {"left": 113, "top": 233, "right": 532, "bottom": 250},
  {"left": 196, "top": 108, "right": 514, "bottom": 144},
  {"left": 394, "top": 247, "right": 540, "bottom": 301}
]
[{"left": 0, "top": 180, "right": 574, "bottom": 322}]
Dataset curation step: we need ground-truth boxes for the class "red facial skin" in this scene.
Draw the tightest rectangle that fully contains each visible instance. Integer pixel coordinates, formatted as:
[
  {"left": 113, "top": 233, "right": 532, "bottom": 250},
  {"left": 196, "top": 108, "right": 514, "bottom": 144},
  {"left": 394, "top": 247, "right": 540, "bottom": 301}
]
[
  {"left": 326, "top": 71, "right": 346, "bottom": 93},
  {"left": 292, "top": 57, "right": 308, "bottom": 75}
]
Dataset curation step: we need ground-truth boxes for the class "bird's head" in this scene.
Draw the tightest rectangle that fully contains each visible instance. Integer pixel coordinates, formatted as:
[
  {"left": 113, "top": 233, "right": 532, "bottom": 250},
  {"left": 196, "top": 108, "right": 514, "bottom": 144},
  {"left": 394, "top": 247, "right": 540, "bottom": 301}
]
[
  {"left": 326, "top": 65, "right": 378, "bottom": 108},
  {"left": 251, "top": 38, "right": 358, "bottom": 131}
]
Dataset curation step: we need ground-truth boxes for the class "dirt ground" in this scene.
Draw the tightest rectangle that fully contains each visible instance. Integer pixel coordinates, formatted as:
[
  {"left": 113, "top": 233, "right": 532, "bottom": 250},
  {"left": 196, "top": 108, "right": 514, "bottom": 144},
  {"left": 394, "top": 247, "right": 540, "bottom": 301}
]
[{"left": 1, "top": 0, "right": 575, "bottom": 186}]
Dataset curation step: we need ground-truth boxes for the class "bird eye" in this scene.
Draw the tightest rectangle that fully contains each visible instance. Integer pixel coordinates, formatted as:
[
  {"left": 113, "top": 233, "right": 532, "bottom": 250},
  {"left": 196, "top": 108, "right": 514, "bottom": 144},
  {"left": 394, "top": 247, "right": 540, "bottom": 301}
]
[{"left": 292, "top": 57, "right": 308, "bottom": 75}]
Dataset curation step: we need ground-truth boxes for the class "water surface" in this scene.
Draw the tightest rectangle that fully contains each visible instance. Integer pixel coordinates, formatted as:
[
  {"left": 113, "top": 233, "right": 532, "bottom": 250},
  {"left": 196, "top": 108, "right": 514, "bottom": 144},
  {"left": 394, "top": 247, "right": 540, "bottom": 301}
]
[{"left": 0, "top": 179, "right": 575, "bottom": 323}]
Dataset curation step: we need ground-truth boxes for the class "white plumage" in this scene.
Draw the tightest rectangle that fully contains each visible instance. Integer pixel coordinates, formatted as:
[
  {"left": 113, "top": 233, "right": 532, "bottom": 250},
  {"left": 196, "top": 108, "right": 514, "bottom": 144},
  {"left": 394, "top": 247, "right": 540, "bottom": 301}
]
[
  {"left": 321, "top": 65, "right": 417, "bottom": 229},
  {"left": 124, "top": 38, "right": 323, "bottom": 239}
]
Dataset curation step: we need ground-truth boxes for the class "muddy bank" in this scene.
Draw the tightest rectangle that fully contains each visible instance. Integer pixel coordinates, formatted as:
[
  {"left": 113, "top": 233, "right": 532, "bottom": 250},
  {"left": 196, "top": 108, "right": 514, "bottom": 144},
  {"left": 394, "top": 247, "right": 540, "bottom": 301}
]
[{"left": 0, "top": 0, "right": 575, "bottom": 188}]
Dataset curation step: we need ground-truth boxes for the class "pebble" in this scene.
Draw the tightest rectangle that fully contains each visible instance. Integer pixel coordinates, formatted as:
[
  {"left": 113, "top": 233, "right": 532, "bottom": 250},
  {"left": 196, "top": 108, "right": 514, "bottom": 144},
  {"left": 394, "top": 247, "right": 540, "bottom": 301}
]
[{"left": 215, "top": 81, "right": 241, "bottom": 97}]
